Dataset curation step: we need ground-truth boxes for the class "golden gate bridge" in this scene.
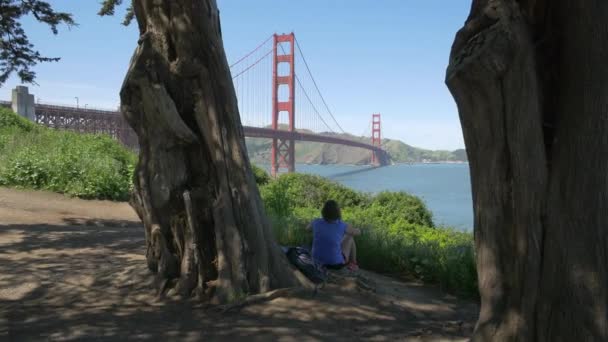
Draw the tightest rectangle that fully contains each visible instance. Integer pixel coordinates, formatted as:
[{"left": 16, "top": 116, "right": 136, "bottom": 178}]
[{"left": 2, "top": 32, "right": 389, "bottom": 175}]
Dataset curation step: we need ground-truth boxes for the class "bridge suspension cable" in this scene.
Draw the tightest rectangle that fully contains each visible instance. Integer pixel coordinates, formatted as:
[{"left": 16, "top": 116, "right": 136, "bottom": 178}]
[
  {"left": 294, "top": 37, "right": 346, "bottom": 134},
  {"left": 295, "top": 74, "right": 334, "bottom": 133},
  {"left": 275, "top": 42, "right": 334, "bottom": 134},
  {"left": 360, "top": 118, "right": 372, "bottom": 139},
  {"left": 231, "top": 50, "right": 273, "bottom": 80},
  {"left": 229, "top": 33, "right": 350, "bottom": 137},
  {"left": 229, "top": 35, "right": 273, "bottom": 68},
  {"left": 230, "top": 36, "right": 274, "bottom": 128}
]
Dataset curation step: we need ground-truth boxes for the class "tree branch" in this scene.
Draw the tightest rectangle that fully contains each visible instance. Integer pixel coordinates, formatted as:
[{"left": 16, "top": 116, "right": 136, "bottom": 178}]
[{"left": 0, "top": 0, "right": 75, "bottom": 85}]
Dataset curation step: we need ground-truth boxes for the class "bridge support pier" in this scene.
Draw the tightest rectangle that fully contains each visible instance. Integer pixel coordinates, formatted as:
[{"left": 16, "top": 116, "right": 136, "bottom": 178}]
[
  {"left": 271, "top": 33, "right": 296, "bottom": 177},
  {"left": 371, "top": 113, "right": 382, "bottom": 166},
  {"left": 11, "top": 86, "right": 36, "bottom": 122}
]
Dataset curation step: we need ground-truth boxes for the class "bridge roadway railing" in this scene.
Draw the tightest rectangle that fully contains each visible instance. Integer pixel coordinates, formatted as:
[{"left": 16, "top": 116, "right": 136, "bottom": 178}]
[{"left": 33, "top": 103, "right": 139, "bottom": 149}]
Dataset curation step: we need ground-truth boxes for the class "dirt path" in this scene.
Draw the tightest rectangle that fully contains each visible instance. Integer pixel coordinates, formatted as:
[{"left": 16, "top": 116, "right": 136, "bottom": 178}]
[{"left": 0, "top": 187, "right": 477, "bottom": 341}]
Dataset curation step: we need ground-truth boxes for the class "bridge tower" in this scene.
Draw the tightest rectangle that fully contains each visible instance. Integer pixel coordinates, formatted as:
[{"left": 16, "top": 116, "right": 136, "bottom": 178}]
[
  {"left": 271, "top": 33, "right": 296, "bottom": 177},
  {"left": 371, "top": 113, "right": 382, "bottom": 165}
]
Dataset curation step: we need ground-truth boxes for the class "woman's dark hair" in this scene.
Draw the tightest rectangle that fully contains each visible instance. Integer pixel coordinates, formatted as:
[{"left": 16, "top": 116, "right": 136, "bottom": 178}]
[{"left": 321, "top": 200, "right": 341, "bottom": 222}]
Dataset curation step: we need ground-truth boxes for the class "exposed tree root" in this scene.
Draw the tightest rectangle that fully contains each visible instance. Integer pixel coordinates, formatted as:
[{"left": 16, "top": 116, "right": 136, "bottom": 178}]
[
  {"left": 326, "top": 269, "right": 377, "bottom": 294},
  {"left": 216, "top": 287, "right": 310, "bottom": 313}
]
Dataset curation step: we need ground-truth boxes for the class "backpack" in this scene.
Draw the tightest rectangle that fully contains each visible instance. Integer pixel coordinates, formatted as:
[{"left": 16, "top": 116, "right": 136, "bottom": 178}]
[{"left": 285, "top": 247, "right": 327, "bottom": 284}]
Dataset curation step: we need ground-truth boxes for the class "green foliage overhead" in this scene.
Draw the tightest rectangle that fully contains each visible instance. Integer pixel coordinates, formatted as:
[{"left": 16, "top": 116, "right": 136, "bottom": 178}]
[
  {"left": 98, "top": 0, "right": 134, "bottom": 26},
  {"left": 0, "top": 0, "right": 138, "bottom": 86},
  {"left": 0, "top": 0, "right": 75, "bottom": 85}
]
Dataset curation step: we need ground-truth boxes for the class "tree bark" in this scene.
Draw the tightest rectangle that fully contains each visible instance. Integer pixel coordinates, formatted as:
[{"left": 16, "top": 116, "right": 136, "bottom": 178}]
[
  {"left": 120, "top": 0, "right": 310, "bottom": 303},
  {"left": 447, "top": 0, "right": 608, "bottom": 340}
]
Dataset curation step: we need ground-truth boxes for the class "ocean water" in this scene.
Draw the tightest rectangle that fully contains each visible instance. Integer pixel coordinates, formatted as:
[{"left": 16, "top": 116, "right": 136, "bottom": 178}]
[{"left": 292, "top": 163, "right": 474, "bottom": 231}]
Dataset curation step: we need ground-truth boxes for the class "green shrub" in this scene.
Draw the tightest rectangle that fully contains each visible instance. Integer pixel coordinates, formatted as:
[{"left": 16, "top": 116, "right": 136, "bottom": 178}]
[
  {"left": 270, "top": 209, "right": 477, "bottom": 297},
  {"left": 261, "top": 173, "right": 369, "bottom": 215},
  {"left": 368, "top": 191, "right": 434, "bottom": 227},
  {"left": 268, "top": 211, "right": 313, "bottom": 248},
  {"left": 0, "top": 108, "right": 136, "bottom": 200},
  {"left": 251, "top": 164, "right": 271, "bottom": 186},
  {"left": 0, "top": 107, "right": 38, "bottom": 132},
  {"left": 260, "top": 170, "right": 477, "bottom": 297}
]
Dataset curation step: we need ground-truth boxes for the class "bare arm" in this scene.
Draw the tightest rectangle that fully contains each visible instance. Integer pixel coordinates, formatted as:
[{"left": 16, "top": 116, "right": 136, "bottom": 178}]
[{"left": 345, "top": 224, "right": 361, "bottom": 236}]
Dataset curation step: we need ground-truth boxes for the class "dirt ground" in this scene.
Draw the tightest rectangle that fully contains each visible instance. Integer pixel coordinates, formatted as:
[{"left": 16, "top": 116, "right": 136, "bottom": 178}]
[{"left": 0, "top": 187, "right": 478, "bottom": 341}]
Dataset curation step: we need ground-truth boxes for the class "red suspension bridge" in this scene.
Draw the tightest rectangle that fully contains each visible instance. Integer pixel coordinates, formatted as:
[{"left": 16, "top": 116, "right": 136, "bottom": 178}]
[
  {"left": 231, "top": 32, "right": 388, "bottom": 175},
  {"left": 3, "top": 32, "right": 390, "bottom": 175}
]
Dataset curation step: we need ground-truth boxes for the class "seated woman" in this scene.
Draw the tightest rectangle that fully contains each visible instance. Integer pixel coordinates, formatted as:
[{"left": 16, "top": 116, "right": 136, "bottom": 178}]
[{"left": 306, "top": 200, "right": 361, "bottom": 271}]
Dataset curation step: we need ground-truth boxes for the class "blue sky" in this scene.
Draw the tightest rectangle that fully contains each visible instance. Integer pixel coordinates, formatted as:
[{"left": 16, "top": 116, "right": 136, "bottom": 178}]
[{"left": 1, "top": 1, "right": 471, "bottom": 150}]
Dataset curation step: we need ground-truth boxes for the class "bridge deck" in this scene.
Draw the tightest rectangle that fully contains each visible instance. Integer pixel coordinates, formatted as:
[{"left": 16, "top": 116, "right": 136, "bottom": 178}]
[
  {"left": 243, "top": 126, "right": 385, "bottom": 154},
  {"left": 2, "top": 102, "right": 389, "bottom": 166}
]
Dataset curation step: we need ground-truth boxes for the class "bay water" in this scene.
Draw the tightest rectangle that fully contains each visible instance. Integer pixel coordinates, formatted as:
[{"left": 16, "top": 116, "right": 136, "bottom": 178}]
[{"left": 294, "top": 163, "right": 473, "bottom": 231}]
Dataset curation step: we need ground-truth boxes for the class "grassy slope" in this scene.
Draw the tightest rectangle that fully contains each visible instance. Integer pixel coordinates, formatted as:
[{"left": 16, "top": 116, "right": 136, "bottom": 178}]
[
  {"left": 0, "top": 107, "right": 136, "bottom": 200},
  {"left": 261, "top": 173, "right": 477, "bottom": 297}
]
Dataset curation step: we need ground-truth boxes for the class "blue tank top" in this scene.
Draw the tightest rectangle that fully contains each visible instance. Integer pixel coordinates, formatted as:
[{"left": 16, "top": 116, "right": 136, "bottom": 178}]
[{"left": 311, "top": 218, "right": 346, "bottom": 265}]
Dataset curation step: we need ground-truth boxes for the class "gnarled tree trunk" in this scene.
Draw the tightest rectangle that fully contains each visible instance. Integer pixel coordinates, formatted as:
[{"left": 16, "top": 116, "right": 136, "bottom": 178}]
[
  {"left": 447, "top": 0, "right": 608, "bottom": 340},
  {"left": 120, "top": 0, "right": 309, "bottom": 303}
]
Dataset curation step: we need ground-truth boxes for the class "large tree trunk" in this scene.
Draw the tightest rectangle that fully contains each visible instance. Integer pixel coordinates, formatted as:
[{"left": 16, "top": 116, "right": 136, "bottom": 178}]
[
  {"left": 120, "top": 0, "right": 309, "bottom": 303},
  {"left": 447, "top": 0, "right": 608, "bottom": 340},
  {"left": 446, "top": 0, "right": 608, "bottom": 341}
]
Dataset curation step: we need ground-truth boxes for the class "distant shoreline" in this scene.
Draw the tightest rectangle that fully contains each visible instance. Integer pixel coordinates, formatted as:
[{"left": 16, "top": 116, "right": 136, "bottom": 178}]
[
  {"left": 395, "top": 161, "right": 469, "bottom": 165},
  {"left": 254, "top": 161, "right": 469, "bottom": 168},
  {"left": 299, "top": 161, "right": 469, "bottom": 166}
]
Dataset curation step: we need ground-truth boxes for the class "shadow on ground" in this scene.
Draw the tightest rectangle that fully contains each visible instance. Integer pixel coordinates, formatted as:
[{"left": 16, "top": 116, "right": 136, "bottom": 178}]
[{"left": 0, "top": 188, "right": 477, "bottom": 341}]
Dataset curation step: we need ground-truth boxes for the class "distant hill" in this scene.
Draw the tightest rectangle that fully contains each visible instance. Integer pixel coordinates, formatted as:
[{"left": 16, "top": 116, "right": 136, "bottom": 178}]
[{"left": 245, "top": 129, "right": 467, "bottom": 165}]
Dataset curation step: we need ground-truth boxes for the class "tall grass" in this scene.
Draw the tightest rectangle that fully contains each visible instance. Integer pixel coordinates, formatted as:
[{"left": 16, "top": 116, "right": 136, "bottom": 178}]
[
  {"left": 261, "top": 173, "right": 478, "bottom": 297},
  {"left": 0, "top": 108, "right": 136, "bottom": 200}
]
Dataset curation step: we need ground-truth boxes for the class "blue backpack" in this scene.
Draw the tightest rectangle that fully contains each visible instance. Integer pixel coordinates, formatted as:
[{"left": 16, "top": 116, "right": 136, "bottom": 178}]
[{"left": 284, "top": 246, "right": 327, "bottom": 284}]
